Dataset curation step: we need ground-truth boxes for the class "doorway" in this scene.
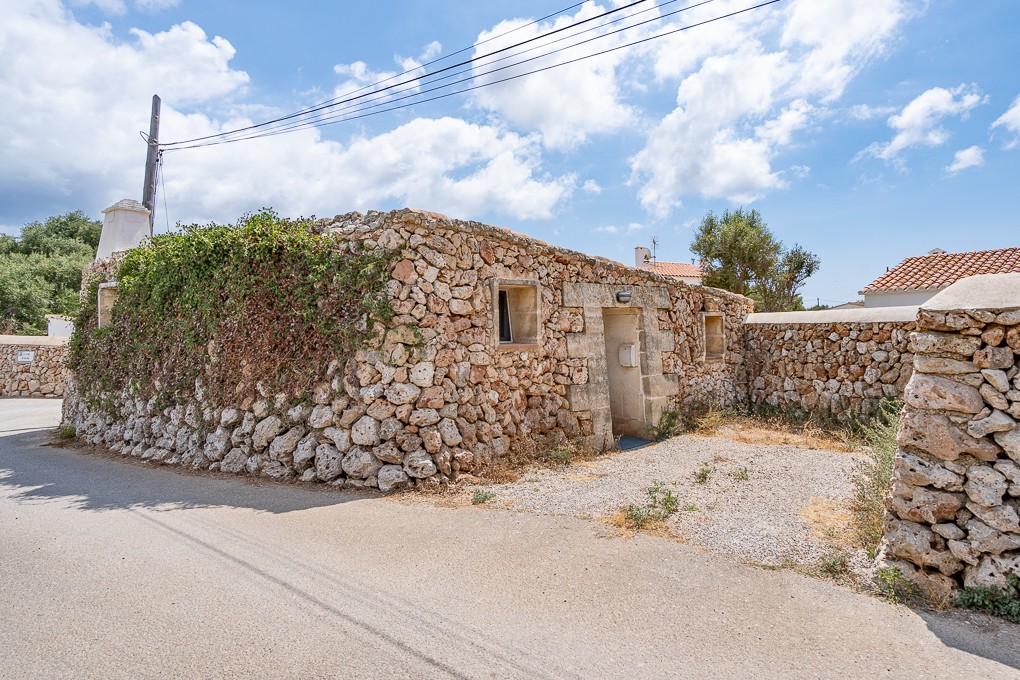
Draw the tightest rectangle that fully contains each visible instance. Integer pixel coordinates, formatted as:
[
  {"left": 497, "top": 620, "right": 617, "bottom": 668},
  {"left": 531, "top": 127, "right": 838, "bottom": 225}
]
[{"left": 601, "top": 309, "right": 646, "bottom": 439}]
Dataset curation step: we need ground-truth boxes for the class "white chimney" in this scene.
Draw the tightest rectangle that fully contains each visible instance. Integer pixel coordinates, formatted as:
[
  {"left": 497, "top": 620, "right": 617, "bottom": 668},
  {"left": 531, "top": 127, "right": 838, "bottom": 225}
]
[{"left": 635, "top": 246, "right": 652, "bottom": 268}]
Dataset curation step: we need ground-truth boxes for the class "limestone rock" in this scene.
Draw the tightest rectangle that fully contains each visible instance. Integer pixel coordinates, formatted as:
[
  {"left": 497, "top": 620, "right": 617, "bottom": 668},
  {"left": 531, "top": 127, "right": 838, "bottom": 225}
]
[
  {"left": 908, "top": 332, "right": 981, "bottom": 357},
  {"left": 220, "top": 448, "right": 248, "bottom": 474},
  {"left": 342, "top": 446, "right": 382, "bottom": 479},
  {"left": 409, "top": 408, "right": 441, "bottom": 427},
  {"left": 323, "top": 426, "right": 352, "bottom": 452},
  {"left": 963, "top": 552, "right": 1020, "bottom": 589},
  {"left": 351, "top": 415, "right": 381, "bottom": 446},
  {"left": 904, "top": 374, "right": 984, "bottom": 414},
  {"left": 293, "top": 434, "right": 318, "bottom": 470},
  {"left": 268, "top": 426, "right": 306, "bottom": 460},
  {"left": 931, "top": 522, "right": 965, "bottom": 541},
  {"left": 897, "top": 410, "right": 1001, "bottom": 461},
  {"left": 203, "top": 427, "right": 231, "bottom": 462},
  {"left": 438, "top": 418, "right": 463, "bottom": 447},
  {"left": 913, "top": 356, "right": 978, "bottom": 375},
  {"left": 384, "top": 382, "right": 420, "bottom": 405},
  {"left": 252, "top": 415, "right": 284, "bottom": 450},
  {"left": 888, "top": 485, "right": 964, "bottom": 525},
  {"left": 966, "top": 501, "right": 1020, "bottom": 534},
  {"left": 377, "top": 465, "right": 410, "bottom": 493},
  {"left": 973, "top": 346, "right": 1015, "bottom": 370},
  {"left": 884, "top": 518, "right": 963, "bottom": 575},
  {"left": 315, "top": 444, "right": 343, "bottom": 481},
  {"left": 403, "top": 449, "right": 438, "bottom": 479},
  {"left": 307, "top": 405, "right": 333, "bottom": 429},
  {"left": 994, "top": 427, "right": 1020, "bottom": 462},
  {"left": 262, "top": 461, "right": 292, "bottom": 479},
  {"left": 894, "top": 452, "right": 964, "bottom": 491},
  {"left": 981, "top": 369, "right": 1011, "bottom": 393},
  {"left": 967, "top": 410, "right": 1016, "bottom": 439},
  {"left": 966, "top": 519, "right": 1020, "bottom": 554},
  {"left": 964, "top": 466, "right": 1008, "bottom": 507}
]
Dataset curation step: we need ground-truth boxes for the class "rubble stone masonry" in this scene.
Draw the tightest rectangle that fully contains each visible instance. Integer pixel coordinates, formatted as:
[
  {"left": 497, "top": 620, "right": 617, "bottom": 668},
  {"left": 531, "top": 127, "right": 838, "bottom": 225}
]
[
  {"left": 1, "top": 336, "right": 67, "bottom": 398},
  {"left": 880, "top": 274, "right": 1020, "bottom": 596}
]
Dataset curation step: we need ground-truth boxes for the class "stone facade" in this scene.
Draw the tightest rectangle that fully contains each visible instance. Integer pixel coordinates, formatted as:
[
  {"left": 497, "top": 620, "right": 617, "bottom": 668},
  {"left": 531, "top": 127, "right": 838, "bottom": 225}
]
[
  {"left": 880, "top": 274, "right": 1020, "bottom": 595},
  {"left": 744, "top": 307, "right": 917, "bottom": 420},
  {"left": 1, "top": 336, "right": 68, "bottom": 398},
  {"left": 63, "top": 209, "right": 751, "bottom": 491}
]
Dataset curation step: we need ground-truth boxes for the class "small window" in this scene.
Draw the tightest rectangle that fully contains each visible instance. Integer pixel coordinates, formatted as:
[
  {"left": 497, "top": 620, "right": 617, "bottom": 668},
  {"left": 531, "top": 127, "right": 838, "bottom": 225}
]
[
  {"left": 97, "top": 282, "right": 119, "bottom": 329},
  {"left": 704, "top": 313, "right": 724, "bottom": 362},
  {"left": 495, "top": 282, "right": 539, "bottom": 346}
]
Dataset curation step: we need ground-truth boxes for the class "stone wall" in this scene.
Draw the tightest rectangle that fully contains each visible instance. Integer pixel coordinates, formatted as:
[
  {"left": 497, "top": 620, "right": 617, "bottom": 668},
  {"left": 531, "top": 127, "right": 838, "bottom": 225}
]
[
  {"left": 1, "top": 336, "right": 68, "bottom": 398},
  {"left": 744, "top": 307, "right": 917, "bottom": 420},
  {"left": 63, "top": 209, "right": 751, "bottom": 491},
  {"left": 880, "top": 274, "right": 1020, "bottom": 596}
]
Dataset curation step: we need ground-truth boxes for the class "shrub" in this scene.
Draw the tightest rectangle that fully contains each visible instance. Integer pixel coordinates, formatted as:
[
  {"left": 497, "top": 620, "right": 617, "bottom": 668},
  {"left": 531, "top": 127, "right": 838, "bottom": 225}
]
[
  {"left": 849, "top": 398, "right": 901, "bottom": 552},
  {"left": 472, "top": 490, "right": 496, "bottom": 505},
  {"left": 953, "top": 574, "right": 1020, "bottom": 623},
  {"left": 67, "top": 210, "right": 396, "bottom": 413}
]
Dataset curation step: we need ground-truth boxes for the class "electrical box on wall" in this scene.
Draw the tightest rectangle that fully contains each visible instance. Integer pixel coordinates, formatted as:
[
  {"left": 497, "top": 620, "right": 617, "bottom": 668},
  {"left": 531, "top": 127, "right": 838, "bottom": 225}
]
[{"left": 619, "top": 343, "right": 637, "bottom": 367}]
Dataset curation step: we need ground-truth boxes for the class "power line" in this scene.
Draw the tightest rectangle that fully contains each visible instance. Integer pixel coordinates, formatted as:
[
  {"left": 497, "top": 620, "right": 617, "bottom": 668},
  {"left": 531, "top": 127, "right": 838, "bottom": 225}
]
[
  {"left": 161, "top": 0, "right": 642, "bottom": 149},
  {"left": 170, "top": 0, "right": 710, "bottom": 148},
  {"left": 163, "top": 0, "right": 781, "bottom": 151}
]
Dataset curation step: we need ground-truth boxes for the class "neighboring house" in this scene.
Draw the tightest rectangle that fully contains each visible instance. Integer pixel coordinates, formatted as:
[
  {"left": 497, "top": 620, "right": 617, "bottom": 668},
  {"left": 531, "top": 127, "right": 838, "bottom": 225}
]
[
  {"left": 634, "top": 246, "right": 703, "bottom": 285},
  {"left": 860, "top": 247, "right": 1020, "bottom": 308},
  {"left": 828, "top": 301, "right": 864, "bottom": 310}
]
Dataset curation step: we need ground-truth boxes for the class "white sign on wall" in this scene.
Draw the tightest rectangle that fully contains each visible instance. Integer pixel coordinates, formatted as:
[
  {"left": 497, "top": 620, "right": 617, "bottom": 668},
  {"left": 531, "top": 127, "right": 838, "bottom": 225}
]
[{"left": 16, "top": 350, "right": 35, "bottom": 363}]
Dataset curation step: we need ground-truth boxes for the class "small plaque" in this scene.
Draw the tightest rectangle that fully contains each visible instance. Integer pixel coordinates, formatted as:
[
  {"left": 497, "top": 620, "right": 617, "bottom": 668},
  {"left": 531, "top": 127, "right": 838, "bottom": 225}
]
[{"left": 16, "top": 350, "right": 35, "bottom": 363}]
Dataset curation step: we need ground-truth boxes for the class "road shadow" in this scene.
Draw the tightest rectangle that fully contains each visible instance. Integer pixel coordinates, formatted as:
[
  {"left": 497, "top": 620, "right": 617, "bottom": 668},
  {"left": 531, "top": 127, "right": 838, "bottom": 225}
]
[
  {"left": 0, "top": 427, "right": 370, "bottom": 515},
  {"left": 918, "top": 607, "right": 1020, "bottom": 670}
]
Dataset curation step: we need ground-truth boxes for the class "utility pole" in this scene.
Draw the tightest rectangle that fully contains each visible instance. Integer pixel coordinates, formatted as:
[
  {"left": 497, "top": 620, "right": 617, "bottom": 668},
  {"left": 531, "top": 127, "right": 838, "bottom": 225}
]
[{"left": 141, "top": 94, "right": 161, "bottom": 234}]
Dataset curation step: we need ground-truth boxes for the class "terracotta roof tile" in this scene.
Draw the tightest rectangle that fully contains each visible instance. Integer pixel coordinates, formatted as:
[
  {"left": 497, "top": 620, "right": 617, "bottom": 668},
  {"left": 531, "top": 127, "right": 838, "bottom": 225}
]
[
  {"left": 860, "top": 248, "right": 1020, "bottom": 294},
  {"left": 639, "top": 261, "right": 703, "bottom": 278}
]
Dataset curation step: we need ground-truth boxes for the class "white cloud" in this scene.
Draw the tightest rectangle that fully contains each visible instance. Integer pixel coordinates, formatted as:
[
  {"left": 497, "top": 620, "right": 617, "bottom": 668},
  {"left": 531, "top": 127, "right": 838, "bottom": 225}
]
[
  {"left": 991, "top": 94, "right": 1020, "bottom": 149},
  {"left": 945, "top": 145, "right": 984, "bottom": 174},
  {"left": 629, "top": 0, "right": 912, "bottom": 217},
  {"left": 848, "top": 103, "right": 897, "bottom": 121},
  {"left": 333, "top": 42, "right": 442, "bottom": 101},
  {"left": 469, "top": 2, "right": 639, "bottom": 150},
  {"left": 859, "top": 84, "right": 986, "bottom": 163},
  {"left": 69, "top": 0, "right": 179, "bottom": 13},
  {"left": 581, "top": 179, "right": 602, "bottom": 195},
  {"left": 0, "top": 2, "right": 571, "bottom": 227},
  {"left": 595, "top": 222, "right": 644, "bottom": 235}
]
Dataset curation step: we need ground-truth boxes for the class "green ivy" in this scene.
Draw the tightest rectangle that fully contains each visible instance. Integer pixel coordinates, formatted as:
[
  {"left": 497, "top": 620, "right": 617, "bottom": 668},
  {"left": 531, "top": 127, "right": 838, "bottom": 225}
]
[
  {"left": 67, "top": 209, "right": 395, "bottom": 413},
  {"left": 952, "top": 573, "right": 1020, "bottom": 623}
]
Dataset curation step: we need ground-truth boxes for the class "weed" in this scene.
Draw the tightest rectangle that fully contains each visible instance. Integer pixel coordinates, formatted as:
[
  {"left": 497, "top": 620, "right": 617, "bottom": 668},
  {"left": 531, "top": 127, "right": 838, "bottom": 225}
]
[
  {"left": 819, "top": 552, "right": 850, "bottom": 578},
  {"left": 55, "top": 426, "right": 76, "bottom": 440},
  {"left": 694, "top": 403, "right": 727, "bottom": 433},
  {"left": 693, "top": 463, "right": 712, "bottom": 485},
  {"left": 875, "top": 566, "right": 917, "bottom": 603},
  {"left": 952, "top": 573, "right": 1020, "bottom": 623},
  {"left": 681, "top": 504, "right": 699, "bottom": 512},
  {"left": 650, "top": 409, "right": 683, "bottom": 442},
  {"left": 536, "top": 439, "right": 596, "bottom": 467},
  {"left": 849, "top": 398, "right": 901, "bottom": 551},
  {"left": 471, "top": 490, "right": 496, "bottom": 505},
  {"left": 618, "top": 480, "right": 681, "bottom": 530},
  {"left": 731, "top": 466, "right": 749, "bottom": 482}
]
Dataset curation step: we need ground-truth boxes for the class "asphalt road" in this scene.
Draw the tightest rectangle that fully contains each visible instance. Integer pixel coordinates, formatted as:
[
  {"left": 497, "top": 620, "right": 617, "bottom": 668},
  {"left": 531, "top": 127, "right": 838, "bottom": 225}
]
[{"left": 2, "top": 398, "right": 1019, "bottom": 679}]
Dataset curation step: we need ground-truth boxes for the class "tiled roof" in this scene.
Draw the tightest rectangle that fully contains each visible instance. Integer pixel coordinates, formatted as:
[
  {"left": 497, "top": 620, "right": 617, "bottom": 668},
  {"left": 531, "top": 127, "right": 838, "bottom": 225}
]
[
  {"left": 860, "top": 248, "right": 1020, "bottom": 294},
  {"left": 640, "top": 261, "right": 703, "bottom": 278}
]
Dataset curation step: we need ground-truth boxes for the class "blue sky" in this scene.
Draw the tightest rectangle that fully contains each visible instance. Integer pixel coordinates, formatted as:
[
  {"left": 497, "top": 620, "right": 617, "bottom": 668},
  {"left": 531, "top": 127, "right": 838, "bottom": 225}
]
[{"left": 2, "top": 0, "right": 1018, "bottom": 306}]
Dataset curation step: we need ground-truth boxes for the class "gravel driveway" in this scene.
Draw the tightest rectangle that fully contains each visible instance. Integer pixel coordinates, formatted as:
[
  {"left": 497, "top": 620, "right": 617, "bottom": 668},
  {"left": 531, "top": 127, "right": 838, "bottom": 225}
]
[{"left": 458, "top": 433, "right": 864, "bottom": 569}]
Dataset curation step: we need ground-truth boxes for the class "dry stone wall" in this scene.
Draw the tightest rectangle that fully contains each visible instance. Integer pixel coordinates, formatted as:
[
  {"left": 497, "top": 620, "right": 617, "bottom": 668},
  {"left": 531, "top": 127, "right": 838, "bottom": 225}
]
[
  {"left": 1, "top": 337, "right": 68, "bottom": 398},
  {"left": 63, "top": 209, "right": 750, "bottom": 491},
  {"left": 880, "top": 275, "right": 1020, "bottom": 596},
  {"left": 744, "top": 309, "right": 917, "bottom": 420}
]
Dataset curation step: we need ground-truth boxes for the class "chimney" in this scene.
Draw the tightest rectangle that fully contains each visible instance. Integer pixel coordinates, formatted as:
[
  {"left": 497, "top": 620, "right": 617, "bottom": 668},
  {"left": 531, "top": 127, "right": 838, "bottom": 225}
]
[{"left": 635, "top": 246, "right": 652, "bottom": 268}]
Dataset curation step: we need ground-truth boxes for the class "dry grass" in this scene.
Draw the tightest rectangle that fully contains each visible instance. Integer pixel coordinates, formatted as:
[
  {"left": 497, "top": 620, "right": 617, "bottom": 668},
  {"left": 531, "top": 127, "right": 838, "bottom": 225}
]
[
  {"left": 799, "top": 496, "right": 854, "bottom": 544},
  {"left": 604, "top": 508, "right": 685, "bottom": 541},
  {"left": 700, "top": 414, "right": 853, "bottom": 452}
]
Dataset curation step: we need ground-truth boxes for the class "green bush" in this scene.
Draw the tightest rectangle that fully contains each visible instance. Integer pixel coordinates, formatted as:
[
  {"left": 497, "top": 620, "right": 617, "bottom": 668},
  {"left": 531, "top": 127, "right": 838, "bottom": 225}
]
[
  {"left": 953, "top": 574, "right": 1020, "bottom": 623},
  {"left": 67, "top": 210, "right": 395, "bottom": 412},
  {"left": 849, "top": 398, "right": 902, "bottom": 552}
]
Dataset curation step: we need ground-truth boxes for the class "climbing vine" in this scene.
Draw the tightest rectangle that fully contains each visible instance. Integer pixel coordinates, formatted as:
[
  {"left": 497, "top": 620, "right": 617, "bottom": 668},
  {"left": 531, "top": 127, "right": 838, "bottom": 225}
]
[{"left": 68, "top": 209, "right": 395, "bottom": 412}]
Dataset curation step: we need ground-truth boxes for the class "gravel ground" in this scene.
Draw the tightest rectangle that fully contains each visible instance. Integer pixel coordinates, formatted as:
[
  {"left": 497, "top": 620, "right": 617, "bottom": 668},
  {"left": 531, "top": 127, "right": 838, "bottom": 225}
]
[{"left": 461, "top": 433, "right": 866, "bottom": 569}]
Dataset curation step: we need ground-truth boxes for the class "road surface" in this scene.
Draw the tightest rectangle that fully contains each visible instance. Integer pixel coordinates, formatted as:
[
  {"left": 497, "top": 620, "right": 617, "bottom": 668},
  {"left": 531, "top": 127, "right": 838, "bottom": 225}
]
[{"left": 1, "top": 399, "right": 1018, "bottom": 678}]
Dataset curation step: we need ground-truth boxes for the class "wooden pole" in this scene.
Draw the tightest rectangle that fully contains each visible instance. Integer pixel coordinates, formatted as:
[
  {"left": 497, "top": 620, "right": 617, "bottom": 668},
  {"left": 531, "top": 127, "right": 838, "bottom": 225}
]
[{"left": 141, "top": 94, "right": 161, "bottom": 235}]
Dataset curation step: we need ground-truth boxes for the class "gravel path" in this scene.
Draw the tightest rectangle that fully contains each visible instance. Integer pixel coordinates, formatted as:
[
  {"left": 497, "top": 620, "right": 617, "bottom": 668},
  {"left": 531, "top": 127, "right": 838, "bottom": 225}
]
[{"left": 462, "top": 433, "right": 864, "bottom": 568}]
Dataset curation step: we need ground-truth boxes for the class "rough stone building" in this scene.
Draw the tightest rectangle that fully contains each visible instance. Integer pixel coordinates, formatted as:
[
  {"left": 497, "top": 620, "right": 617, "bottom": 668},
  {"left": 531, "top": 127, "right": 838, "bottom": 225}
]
[{"left": 64, "top": 207, "right": 752, "bottom": 491}]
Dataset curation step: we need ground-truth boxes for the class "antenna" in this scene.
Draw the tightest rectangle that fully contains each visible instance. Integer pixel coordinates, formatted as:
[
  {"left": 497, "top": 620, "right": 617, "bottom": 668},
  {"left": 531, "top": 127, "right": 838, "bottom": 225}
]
[{"left": 651, "top": 237, "right": 658, "bottom": 265}]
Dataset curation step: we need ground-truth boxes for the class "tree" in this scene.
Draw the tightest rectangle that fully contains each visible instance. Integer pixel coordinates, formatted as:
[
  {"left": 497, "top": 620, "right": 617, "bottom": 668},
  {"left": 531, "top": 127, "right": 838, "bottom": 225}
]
[
  {"left": 690, "top": 208, "right": 819, "bottom": 312},
  {"left": 0, "top": 211, "right": 101, "bottom": 334}
]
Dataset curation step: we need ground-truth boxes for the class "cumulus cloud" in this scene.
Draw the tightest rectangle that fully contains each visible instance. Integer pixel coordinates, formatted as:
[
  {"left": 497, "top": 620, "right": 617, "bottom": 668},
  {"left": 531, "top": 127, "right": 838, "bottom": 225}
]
[
  {"left": 468, "top": 2, "right": 639, "bottom": 150},
  {"left": 595, "top": 222, "right": 644, "bottom": 235},
  {"left": 991, "top": 94, "right": 1020, "bottom": 149},
  {"left": 0, "top": 2, "right": 571, "bottom": 227},
  {"left": 69, "top": 0, "right": 179, "bottom": 13},
  {"left": 333, "top": 41, "right": 442, "bottom": 101},
  {"left": 858, "top": 84, "right": 986, "bottom": 163},
  {"left": 945, "top": 146, "right": 984, "bottom": 174},
  {"left": 629, "top": 0, "right": 912, "bottom": 217},
  {"left": 581, "top": 179, "right": 602, "bottom": 195}
]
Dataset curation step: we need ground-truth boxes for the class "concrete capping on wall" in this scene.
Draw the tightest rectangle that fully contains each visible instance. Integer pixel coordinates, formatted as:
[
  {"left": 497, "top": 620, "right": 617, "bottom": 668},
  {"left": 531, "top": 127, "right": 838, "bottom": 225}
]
[
  {"left": 0, "top": 335, "right": 69, "bottom": 347},
  {"left": 921, "top": 273, "right": 1020, "bottom": 312},
  {"left": 745, "top": 305, "right": 919, "bottom": 324}
]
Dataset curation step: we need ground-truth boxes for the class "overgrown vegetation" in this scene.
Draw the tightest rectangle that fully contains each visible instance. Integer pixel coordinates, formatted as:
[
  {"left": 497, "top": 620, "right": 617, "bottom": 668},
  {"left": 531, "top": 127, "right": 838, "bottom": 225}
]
[
  {"left": 952, "top": 574, "right": 1020, "bottom": 623},
  {"left": 692, "top": 463, "right": 712, "bottom": 484},
  {"left": 848, "top": 399, "right": 902, "bottom": 553},
  {"left": 472, "top": 490, "right": 496, "bottom": 505},
  {"left": 67, "top": 210, "right": 396, "bottom": 412},
  {"left": 55, "top": 426, "right": 76, "bottom": 440},
  {"left": 0, "top": 211, "right": 101, "bottom": 334},
  {"left": 875, "top": 565, "right": 918, "bottom": 603}
]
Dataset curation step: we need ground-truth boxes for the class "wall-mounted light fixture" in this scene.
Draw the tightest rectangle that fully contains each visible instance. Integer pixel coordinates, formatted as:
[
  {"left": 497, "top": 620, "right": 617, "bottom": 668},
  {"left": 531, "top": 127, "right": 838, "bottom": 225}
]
[{"left": 615, "top": 290, "right": 632, "bottom": 303}]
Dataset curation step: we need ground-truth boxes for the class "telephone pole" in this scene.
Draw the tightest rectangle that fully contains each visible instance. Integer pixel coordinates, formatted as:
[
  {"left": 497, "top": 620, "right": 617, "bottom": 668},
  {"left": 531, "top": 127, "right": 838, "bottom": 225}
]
[{"left": 141, "top": 94, "right": 161, "bottom": 234}]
